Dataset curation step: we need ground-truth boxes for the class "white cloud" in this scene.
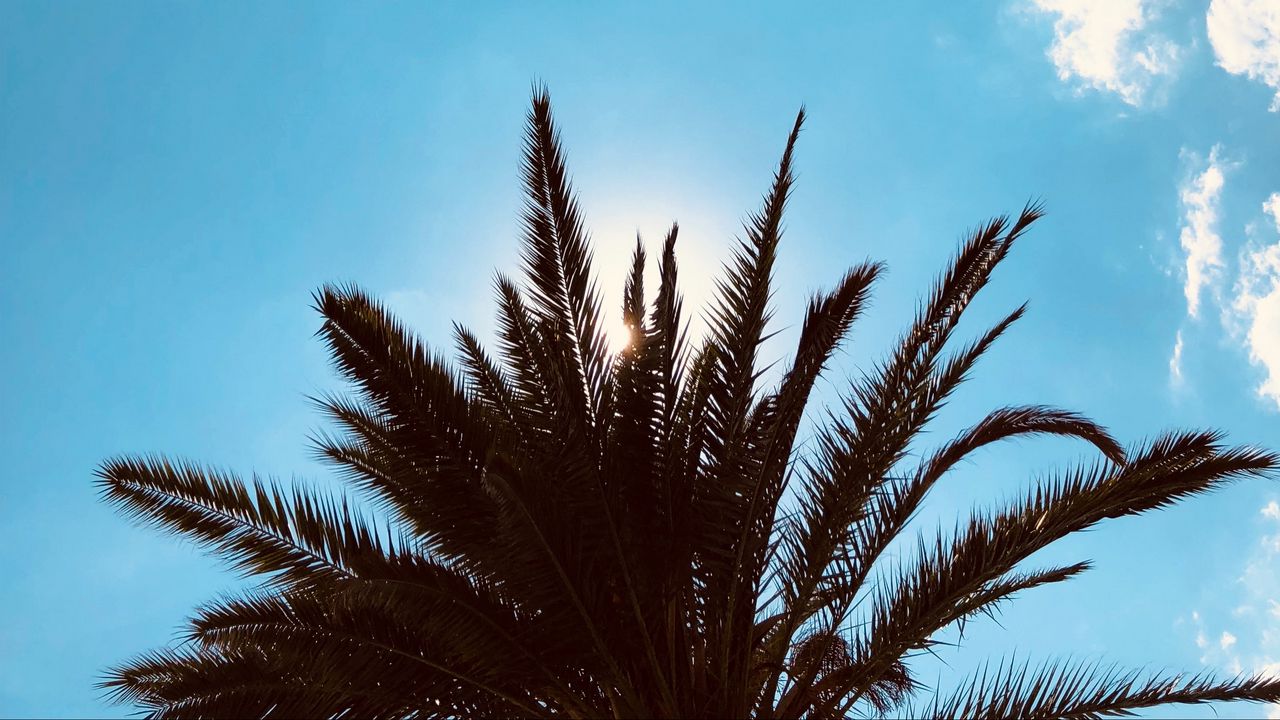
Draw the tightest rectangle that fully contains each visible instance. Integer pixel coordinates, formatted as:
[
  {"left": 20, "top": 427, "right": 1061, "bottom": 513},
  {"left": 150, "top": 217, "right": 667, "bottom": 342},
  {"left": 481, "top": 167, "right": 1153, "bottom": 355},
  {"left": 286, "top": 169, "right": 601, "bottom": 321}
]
[
  {"left": 1169, "top": 329, "right": 1185, "bottom": 384},
  {"left": 1179, "top": 147, "right": 1228, "bottom": 319},
  {"left": 1189, "top": 514, "right": 1280, "bottom": 707},
  {"left": 1223, "top": 630, "right": 1240, "bottom": 650},
  {"left": 1225, "top": 197, "right": 1280, "bottom": 411},
  {"left": 1207, "top": 0, "right": 1280, "bottom": 111},
  {"left": 1264, "top": 501, "right": 1280, "bottom": 520},
  {"left": 1169, "top": 155, "right": 1280, "bottom": 410},
  {"left": 1231, "top": 230, "right": 1280, "bottom": 409},
  {"left": 1266, "top": 193, "right": 1280, "bottom": 234},
  {"left": 1030, "top": 0, "right": 1181, "bottom": 106}
]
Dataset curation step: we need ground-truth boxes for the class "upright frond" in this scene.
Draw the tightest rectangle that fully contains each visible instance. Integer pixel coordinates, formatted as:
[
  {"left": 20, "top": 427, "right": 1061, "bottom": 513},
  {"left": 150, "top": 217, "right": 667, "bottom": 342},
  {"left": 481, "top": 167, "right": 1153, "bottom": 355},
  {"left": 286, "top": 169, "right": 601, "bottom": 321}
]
[
  {"left": 692, "top": 109, "right": 806, "bottom": 717},
  {"left": 519, "top": 86, "right": 610, "bottom": 441}
]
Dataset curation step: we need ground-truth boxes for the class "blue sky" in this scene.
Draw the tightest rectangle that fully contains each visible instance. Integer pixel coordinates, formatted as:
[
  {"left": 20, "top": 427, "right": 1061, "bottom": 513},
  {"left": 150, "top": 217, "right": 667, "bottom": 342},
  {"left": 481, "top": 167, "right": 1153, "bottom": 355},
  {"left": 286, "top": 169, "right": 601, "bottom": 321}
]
[{"left": 3, "top": 1, "right": 1280, "bottom": 717}]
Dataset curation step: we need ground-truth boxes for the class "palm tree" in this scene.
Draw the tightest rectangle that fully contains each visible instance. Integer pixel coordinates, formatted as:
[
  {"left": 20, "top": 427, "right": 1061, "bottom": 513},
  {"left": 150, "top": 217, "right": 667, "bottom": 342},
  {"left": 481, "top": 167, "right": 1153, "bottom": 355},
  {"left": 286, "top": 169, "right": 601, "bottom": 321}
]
[{"left": 98, "top": 88, "right": 1280, "bottom": 719}]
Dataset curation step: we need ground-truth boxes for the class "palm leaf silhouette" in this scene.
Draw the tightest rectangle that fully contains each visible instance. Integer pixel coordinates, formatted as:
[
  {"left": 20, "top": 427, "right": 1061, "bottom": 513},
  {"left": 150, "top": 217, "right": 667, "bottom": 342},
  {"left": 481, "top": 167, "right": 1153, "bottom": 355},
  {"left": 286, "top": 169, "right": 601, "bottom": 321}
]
[{"left": 98, "top": 87, "right": 1280, "bottom": 719}]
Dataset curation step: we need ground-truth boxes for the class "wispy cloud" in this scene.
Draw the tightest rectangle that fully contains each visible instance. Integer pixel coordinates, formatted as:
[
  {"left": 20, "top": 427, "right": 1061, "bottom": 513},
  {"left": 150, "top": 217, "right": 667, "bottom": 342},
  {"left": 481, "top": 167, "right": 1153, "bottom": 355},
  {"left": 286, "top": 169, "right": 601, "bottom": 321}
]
[
  {"left": 1267, "top": 193, "right": 1280, "bottom": 234},
  {"left": 1029, "top": 0, "right": 1180, "bottom": 106},
  {"left": 1169, "top": 147, "right": 1280, "bottom": 409},
  {"left": 1207, "top": 0, "right": 1280, "bottom": 111},
  {"left": 1178, "top": 147, "right": 1228, "bottom": 319},
  {"left": 1169, "top": 329, "right": 1185, "bottom": 385},
  {"left": 1229, "top": 195, "right": 1280, "bottom": 409},
  {"left": 1187, "top": 501, "right": 1280, "bottom": 718}
]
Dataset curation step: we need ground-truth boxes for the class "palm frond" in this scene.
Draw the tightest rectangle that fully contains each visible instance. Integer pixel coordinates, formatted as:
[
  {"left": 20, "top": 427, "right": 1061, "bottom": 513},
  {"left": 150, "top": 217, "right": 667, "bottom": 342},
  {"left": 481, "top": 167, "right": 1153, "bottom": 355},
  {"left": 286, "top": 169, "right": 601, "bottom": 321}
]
[
  {"left": 927, "top": 658, "right": 1280, "bottom": 719},
  {"left": 101, "top": 645, "right": 361, "bottom": 719},
  {"left": 102, "top": 633, "right": 521, "bottom": 719},
  {"left": 186, "top": 586, "right": 555, "bottom": 714},
  {"left": 313, "top": 284, "right": 502, "bottom": 564},
  {"left": 747, "top": 261, "right": 882, "bottom": 712},
  {"left": 492, "top": 272, "right": 559, "bottom": 426},
  {"left": 96, "top": 456, "right": 392, "bottom": 590},
  {"left": 954, "top": 560, "right": 1093, "bottom": 635},
  {"left": 519, "top": 86, "right": 610, "bottom": 444},
  {"left": 454, "top": 323, "right": 522, "bottom": 433},
  {"left": 843, "top": 433, "right": 1277, "bottom": 708},
  {"left": 773, "top": 209, "right": 1042, "bottom": 637},
  {"left": 838, "top": 405, "right": 1123, "bottom": 604},
  {"left": 691, "top": 109, "right": 805, "bottom": 716}
]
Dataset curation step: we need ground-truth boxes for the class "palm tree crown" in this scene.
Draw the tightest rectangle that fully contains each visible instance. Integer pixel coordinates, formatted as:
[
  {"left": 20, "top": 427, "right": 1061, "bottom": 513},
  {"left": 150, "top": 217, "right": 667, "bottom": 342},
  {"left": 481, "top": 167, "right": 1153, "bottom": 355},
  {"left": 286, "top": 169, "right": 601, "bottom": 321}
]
[{"left": 99, "top": 89, "right": 1280, "bottom": 719}]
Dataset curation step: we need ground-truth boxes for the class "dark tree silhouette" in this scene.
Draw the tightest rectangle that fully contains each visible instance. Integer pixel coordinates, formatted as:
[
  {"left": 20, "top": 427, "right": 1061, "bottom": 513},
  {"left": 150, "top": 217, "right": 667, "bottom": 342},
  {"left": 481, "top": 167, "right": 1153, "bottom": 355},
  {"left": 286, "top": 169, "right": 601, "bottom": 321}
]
[{"left": 98, "top": 89, "right": 1280, "bottom": 719}]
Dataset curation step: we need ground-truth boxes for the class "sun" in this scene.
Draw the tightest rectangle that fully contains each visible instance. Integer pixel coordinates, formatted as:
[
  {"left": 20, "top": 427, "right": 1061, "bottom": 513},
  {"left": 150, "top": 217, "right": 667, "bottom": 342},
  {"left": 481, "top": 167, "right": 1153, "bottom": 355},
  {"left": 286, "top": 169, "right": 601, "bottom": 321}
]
[
  {"left": 590, "top": 203, "right": 727, "bottom": 358},
  {"left": 606, "top": 317, "right": 637, "bottom": 356}
]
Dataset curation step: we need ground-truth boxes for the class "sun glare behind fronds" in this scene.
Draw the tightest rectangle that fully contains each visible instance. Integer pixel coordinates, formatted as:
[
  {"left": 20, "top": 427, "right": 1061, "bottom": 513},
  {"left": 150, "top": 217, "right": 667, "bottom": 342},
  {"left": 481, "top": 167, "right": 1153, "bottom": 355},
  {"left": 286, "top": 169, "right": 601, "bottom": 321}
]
[{"left": 607, "top": 316, "right": 636, "bottom": 355}]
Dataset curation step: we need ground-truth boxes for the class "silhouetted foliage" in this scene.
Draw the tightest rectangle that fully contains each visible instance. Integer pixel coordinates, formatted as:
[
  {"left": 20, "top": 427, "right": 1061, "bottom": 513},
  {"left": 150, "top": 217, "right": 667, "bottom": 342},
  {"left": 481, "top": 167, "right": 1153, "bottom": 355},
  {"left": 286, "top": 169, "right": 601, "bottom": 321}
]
[{"left": 98, "top": 89, "right": 1280, "bottom": 719}]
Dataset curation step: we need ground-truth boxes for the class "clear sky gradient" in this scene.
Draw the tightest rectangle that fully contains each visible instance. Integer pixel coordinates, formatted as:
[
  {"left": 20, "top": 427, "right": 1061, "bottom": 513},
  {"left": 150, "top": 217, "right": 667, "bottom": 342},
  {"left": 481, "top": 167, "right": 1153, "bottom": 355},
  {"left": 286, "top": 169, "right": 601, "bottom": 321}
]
[{"left": 3, "top": 1, "right": 1280, "bottom": 717}]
